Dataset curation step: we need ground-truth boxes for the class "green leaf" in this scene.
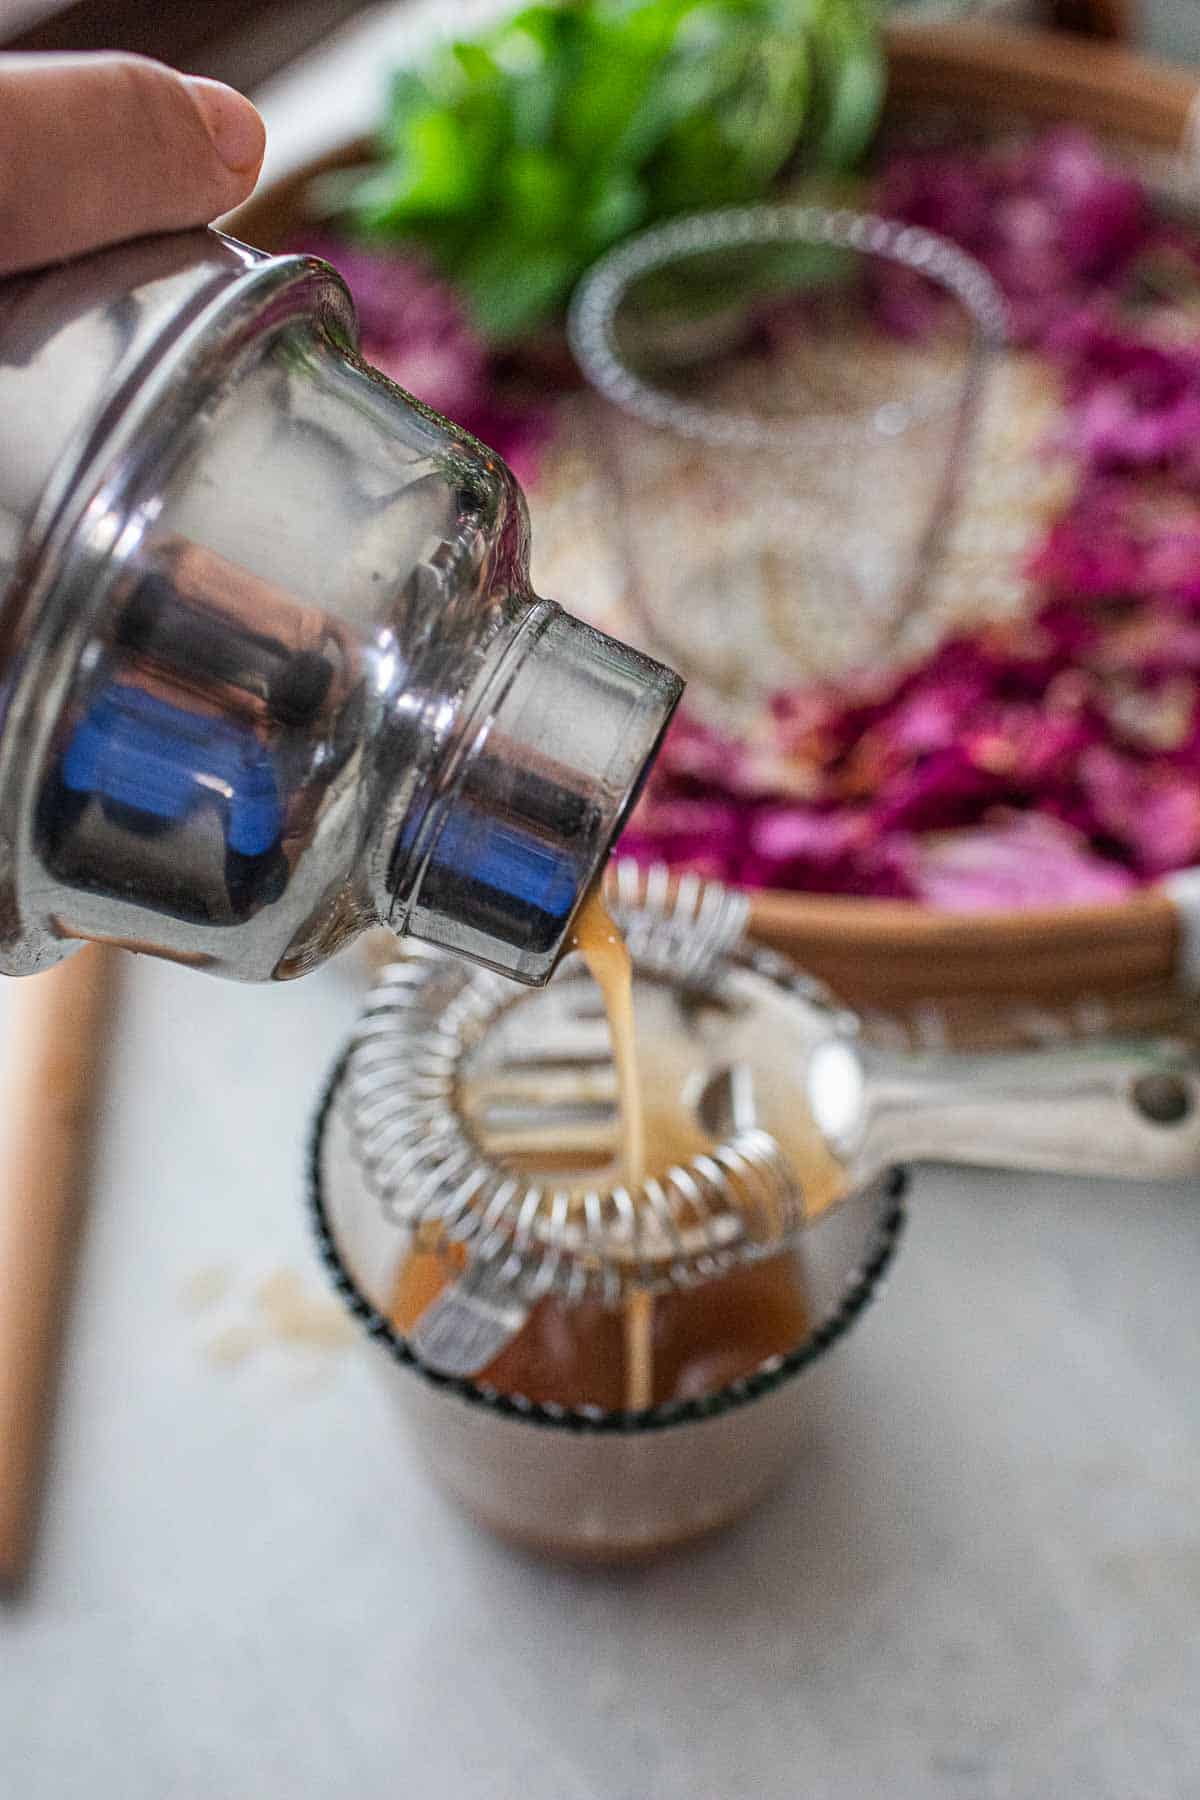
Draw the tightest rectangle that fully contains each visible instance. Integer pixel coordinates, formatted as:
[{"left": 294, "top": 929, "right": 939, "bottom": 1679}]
[
  {"left": 455, "top": 236, "right": 580, "bottom": 340},
  {"left": 500, "top": 147, "right": 576, "bottom": 235},
  {"left": 370, "top": 108, "right": 486, "bottom": 223},
  {"left": 493, "top": 8, "right": 576, "bottom": 147},
  {"left": 492, "top": 2, "right": 568, "bottom": 67},
  {"left": 383, "top": 67, "right": 430, "bottom": 135},
  {"left": 580, "top": 166, "right": 648, "bottom": 250},
  {"left": 809, "top": 6, "right": 884, "bottom": 167},
  {"left": 822, "top": 44, "right": 884, "bottom": 166},
  {"left": 330, "top": 0, "right": 887, "bottom": 342},
  {"left": 560, "top": 25, "right": 658, "bottom": 163},
  {"left": 455, "top": 41, "right": 494, "bottom": 82}
]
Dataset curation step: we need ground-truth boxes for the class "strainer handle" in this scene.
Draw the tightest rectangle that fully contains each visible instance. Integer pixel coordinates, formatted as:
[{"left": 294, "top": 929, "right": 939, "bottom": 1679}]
[
  {"left": 408, "top": 1261, "right": 531, "bottom": 1379},
  {"left": 844, "top": 1037, "right": 1200, "bottom": 1184}
]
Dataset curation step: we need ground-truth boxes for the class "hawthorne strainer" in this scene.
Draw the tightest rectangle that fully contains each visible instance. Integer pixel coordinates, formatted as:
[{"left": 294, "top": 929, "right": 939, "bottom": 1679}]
[{"left": 323, "top": 862, "right": 1198, "bottom": 1387}]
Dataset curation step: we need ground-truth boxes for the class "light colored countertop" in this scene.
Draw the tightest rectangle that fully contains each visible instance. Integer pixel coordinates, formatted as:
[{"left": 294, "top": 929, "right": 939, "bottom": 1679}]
[
  {"left": 2, "top": 950, "right": 1198, "bottom": 1800},
  {"left": 6, "top": 19, "right": 1200, "bottom": 1795}
]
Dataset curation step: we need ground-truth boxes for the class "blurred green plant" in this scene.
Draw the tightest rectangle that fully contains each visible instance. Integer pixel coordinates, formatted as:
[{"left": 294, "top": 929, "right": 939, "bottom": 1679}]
[{"left": 328, "top": 0, "right": 884, "bottom": 342}]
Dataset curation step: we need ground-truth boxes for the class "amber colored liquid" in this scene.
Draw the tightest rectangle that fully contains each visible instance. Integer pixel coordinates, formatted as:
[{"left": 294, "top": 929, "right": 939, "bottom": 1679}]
[
  {"left": 567, "top": 887, "right": 654, "bottom": 1408},
  {"left": 389, "top": 882, "right": 811, "bottom": 1409},
  {"left": 392, "top": 1235, "right": 808, "bottom": 1411}
]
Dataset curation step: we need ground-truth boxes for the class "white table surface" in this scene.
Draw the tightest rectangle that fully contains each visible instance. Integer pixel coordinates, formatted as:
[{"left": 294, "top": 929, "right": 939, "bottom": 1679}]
[
  {"left": 6, "top": 18, "right": 1200, "bottom": 1793},
  {"left": 1, "top": 950, "right": 1198, "bottom": 1800}
]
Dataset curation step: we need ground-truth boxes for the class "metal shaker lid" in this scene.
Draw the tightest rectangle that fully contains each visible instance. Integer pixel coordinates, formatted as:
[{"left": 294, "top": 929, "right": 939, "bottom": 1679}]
[{"left": 389, "top": 605, "right": 683, "bottom": 986}]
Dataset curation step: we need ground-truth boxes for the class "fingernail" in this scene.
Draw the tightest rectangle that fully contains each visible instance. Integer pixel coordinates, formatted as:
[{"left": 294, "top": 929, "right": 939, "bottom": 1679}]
[{"left": 183, "top": 75, "right": 265, "bottom": 176}]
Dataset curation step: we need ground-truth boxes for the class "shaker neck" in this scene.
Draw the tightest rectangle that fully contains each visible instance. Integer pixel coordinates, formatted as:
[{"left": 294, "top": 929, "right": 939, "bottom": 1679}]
[{"left": 380, "top": 600, "right": 682, "bottom": 986}]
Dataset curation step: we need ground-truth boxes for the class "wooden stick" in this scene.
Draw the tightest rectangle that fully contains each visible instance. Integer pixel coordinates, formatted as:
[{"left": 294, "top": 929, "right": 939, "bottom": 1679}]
[{"left": 0, "top": 947, "right": 117, "bottom": 1588}]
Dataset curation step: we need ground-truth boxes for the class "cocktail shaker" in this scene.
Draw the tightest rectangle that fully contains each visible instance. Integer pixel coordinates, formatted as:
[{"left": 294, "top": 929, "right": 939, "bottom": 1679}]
[{"left": 0, "top": 230, "right": 680, "bottom": 982}]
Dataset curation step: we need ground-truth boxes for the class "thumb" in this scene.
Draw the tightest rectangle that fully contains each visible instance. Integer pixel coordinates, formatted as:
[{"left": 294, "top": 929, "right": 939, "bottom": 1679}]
[{"left": 0, "top": 52, "right": 265, "bottom": 276}]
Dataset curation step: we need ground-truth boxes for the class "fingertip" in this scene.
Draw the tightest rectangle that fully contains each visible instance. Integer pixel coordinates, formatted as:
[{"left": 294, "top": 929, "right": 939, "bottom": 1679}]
[
  {"left": 181, "top": 75, "right": 266, "bottom": 180},
  {"left": 0, "top": 52, "right": 268, "bottom": 273}
]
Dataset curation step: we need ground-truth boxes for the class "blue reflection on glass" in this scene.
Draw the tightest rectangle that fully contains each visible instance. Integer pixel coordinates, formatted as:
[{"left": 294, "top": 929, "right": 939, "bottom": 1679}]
[
  {"left": 430, "top": 807, "right": 577, "bottom": 922},
  {"left": 61, "top": 683, "right": 282, "bottom": 855}
]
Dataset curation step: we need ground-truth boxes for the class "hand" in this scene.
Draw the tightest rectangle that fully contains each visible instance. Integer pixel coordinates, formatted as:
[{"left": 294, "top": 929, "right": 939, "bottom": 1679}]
[{"left": 0, "top": 52, "right": 265, "bottom": 277}]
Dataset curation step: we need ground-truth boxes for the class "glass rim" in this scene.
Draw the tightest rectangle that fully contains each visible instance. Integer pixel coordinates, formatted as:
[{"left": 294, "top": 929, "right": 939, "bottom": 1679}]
[
  {"left": 308, "top": 1050, "right": 908, "bottom": 1437},
  {"left": 567, "top": 202, "right": 1009, "bottom": 451}
]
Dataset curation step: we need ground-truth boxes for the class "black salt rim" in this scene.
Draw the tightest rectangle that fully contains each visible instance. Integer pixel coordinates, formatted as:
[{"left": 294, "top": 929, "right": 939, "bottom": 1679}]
[{"left": 308, "top": 1052, "right": 906, "bottom": 1435}]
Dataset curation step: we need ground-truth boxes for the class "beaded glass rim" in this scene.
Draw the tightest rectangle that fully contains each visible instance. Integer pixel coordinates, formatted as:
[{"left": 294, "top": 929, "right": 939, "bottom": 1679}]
[
  {"left": 308, "top": 1051, "right": 907, "bottom": 1436},
  {"left": 567, "top": 202, "right": 1009, "bottom": 451}
]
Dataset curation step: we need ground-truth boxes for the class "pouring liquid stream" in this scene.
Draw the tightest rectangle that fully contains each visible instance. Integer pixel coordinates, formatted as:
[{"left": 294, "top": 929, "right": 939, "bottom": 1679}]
[{"left": 567, "top": 886, "right": 653, "bottom": 1410}]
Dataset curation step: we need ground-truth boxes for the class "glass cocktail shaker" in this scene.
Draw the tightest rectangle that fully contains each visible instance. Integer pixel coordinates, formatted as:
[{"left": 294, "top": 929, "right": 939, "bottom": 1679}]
[{"left": 0, "top": 230, "right": 681, "bottom": 983}]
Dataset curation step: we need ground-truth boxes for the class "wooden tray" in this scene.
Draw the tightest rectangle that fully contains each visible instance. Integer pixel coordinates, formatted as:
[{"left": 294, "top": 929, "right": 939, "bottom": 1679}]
[{"left": 229, "top": 22, "right": 1200, "bottom": 1044}]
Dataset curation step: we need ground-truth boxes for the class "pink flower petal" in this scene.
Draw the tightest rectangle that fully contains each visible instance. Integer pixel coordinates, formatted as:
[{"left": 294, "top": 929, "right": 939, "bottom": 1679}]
[{"left": 909, "top": 814, "right": 1134, "bottom": 910}]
